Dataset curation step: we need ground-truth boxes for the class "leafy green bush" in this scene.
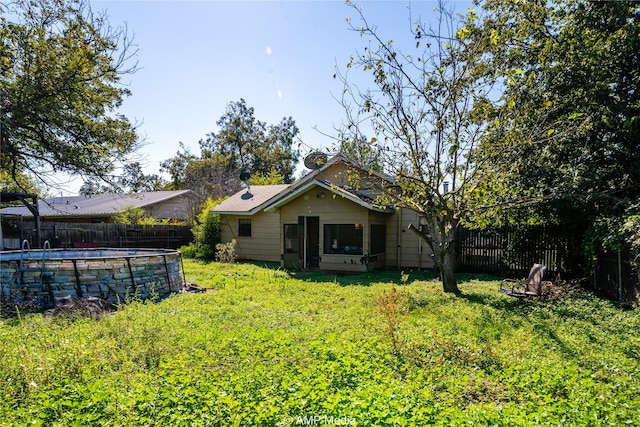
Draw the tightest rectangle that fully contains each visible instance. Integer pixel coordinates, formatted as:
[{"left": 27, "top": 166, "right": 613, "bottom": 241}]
[
  {"left": 178, "top": 242, "right": 196, "bottom": 258},
  {"left": 181, "top": 197, "right": 223, "bottom": 260},
  {"left": 624, "top": 205, "right": 640, "bottom": 293},
  {"left": 112, "top": 207, "right": 158, "bottom": 225},
  {"left": 583, "top": 216, "right": 626, "bottom": 270},
  {"left": 584, "top": 205, "right": 640, "bottom": 300}
]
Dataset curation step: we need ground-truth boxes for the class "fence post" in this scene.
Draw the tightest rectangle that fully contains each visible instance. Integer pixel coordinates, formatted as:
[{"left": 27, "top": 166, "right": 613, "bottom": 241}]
[{"left": 618, "top": 249, "right": 623, "bottom": 302}]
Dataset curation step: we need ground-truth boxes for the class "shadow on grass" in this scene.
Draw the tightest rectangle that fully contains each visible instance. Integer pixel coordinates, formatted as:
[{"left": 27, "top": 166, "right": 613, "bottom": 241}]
[
  {"left": 240, "top": 260, "right": 504, "bottom": 288},
  {"left": 457, "top": 290, "right": 541, "bottom": 314},
  {"left": 0, "top": 302, "right": 40, "bottom": 323},
  {"left": 236, "top": 261, "right": 606, "bottom": 317},
  {"left": 286, "top": 268, "right": 442, "bottom": 287}
]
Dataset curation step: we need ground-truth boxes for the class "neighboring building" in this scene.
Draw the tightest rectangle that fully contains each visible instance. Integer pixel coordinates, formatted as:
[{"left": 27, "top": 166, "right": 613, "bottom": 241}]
[
  {"left": 0, "top": 190, "right": 202, "bottom": 223},
  {"left": 213, "top": 154, "right": 435, "bottom": 272}
]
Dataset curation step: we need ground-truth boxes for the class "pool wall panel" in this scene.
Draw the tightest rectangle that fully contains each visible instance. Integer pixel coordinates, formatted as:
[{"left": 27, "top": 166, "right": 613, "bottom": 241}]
[{"left": 0, "top": 249, "right": 184, "bottom": 307}]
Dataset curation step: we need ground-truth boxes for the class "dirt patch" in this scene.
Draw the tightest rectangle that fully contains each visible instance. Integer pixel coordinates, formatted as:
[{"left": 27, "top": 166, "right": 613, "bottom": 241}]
[
  {"left": 179, "top": 283, "right": 208, "bottom": 293},
  {"left": 43, "top": 283, "right": 210, "bottom": 319},
  {"left": 44, "top": 296, "right": 117, "bottom": 319}
]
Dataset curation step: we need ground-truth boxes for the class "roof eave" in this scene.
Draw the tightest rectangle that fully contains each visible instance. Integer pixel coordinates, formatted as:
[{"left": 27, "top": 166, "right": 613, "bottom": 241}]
[
  {"left": 214, "top": 209, "right": 260, "bottom": 216},
  {"left": 263, "top": 180, "right": 393, "bottom": 214},
  {"left": 212, "top": 186, "right": 291, "bottom": 216}
]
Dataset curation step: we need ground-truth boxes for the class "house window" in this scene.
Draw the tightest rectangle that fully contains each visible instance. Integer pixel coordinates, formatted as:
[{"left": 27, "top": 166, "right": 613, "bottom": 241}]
[
  {"left": 370, "top": 224, "right": 386, "bottom": 255},
  {"left": 284, "top": 224, "right": 298, "bottom": 253},
  {"left": 323, "top": 224, "right": 363, "bottom": 255},
  {"left": 419, "top": 216, "right": 428, "bottom": 233},
  {"left": 238, "top": 219, "right": 252, "bottom": 237}
]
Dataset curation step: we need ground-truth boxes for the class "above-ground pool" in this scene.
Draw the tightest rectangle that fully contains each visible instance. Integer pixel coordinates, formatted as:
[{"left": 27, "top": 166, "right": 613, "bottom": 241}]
[{"left": 0, "top": 245, "right": 185, "bottom": 308}]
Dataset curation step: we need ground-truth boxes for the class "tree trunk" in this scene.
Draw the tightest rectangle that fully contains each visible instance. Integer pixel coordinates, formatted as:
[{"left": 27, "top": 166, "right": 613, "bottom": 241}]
[
  {"left": 407, "top": 218, "right": 461, "bottom": 294},
  {"left": 440, "top": 215, "right": 461, "bottom": 294},
  {"left": 439, "top": 249, "right": 460, "bottom": 294}
]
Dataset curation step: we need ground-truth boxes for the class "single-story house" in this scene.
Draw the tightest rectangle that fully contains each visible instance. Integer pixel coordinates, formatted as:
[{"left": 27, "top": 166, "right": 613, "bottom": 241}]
[
  {"left": 213, "top": 154, "right": 435, "bottom": 272},
  {"left": 0, "top": 190, "right": 202, "bottom": 223}
]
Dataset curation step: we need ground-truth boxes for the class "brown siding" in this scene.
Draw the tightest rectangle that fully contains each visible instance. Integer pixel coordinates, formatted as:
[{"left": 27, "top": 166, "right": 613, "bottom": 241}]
[
  {"left": 281, "top": 190, "right": 375, "bottom": 272},
  {"left": 146, "top": 195, "right": 199, "bottom": 221},
  {"left": 219, "top": 212, "right": 281, "bottom": 262},
  {"left": 220, "top": 187, "right": 435, "bottom": 271},
  {"left": 385, "top": 208, "right": 435, "bottom": 270},
  {"left": 322, "top": 163, "right": 353, "bottom": 187}
]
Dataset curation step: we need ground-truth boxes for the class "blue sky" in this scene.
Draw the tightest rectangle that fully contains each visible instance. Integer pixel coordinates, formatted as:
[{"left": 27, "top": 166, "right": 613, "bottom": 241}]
[{"left": 63, "top": 0, "right": 470, "bottom": 194}]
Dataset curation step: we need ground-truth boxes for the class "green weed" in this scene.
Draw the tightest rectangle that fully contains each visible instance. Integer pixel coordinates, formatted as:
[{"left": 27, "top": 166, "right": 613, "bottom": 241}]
[{"left": 0, "top": 260, "right": 637, "bottom": 425}]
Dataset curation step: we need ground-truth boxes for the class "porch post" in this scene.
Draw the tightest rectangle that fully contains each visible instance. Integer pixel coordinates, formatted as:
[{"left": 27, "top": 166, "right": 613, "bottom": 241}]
[{"left": 303, "top": 216, "right": 308, "bottom": 269}]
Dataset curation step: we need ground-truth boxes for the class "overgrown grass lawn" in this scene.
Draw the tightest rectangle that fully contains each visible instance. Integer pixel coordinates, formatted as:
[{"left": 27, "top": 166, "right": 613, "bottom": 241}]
[{"left": 1, "top": 260, "right": 638, "bottom": 426}]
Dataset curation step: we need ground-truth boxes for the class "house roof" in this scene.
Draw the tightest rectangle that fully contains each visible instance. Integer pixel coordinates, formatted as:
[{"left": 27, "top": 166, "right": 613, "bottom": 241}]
[
  {"left": 266, "top": 153, "right": 395, "bottom": 213},
  {"left": 283, "top": 152, "right": 397, "bottom": 194},
  {"left": 212, "top": 154, "right": 396, "bottom": 216},
  {"left": 263, "top": 179, "right": 393, "bottom": 214},
  {"left": 321, "top": 152, "right": 396, "bottom": 183},
  {"left": 212, "top": 185, "right": 289, "bottom": 215},
  {"left": 0, "top": 190, "right": 198, "bottom": 219}
]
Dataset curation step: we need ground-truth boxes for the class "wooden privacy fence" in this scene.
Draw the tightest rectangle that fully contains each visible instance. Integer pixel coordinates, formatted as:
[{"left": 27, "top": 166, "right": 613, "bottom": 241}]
[
  {"left": 456, "top": 225, "right": 583, "bottom": 278},
  {"left": 593, "top": 249, "right": 638, "bottom": 303},
  {"left": 3, "top": 221, "right": 193, "bottom": 250}
]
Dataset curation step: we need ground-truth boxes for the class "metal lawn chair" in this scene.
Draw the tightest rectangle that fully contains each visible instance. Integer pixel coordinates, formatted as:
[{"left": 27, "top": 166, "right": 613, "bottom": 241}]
[{"left": 499, "top": 263, "right": 547, "bottom": 299}]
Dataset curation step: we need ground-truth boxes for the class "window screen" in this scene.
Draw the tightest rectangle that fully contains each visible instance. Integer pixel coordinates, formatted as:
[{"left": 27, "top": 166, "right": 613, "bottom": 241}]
[
  {"left": 284, "top": 224, "right": 298, "bottom": 253},
  {"left": 323, "top": 224, "right": 363, "bottom": 255},
  {"left": 238, "top": 218, "right": 251, "bottom": 237}
]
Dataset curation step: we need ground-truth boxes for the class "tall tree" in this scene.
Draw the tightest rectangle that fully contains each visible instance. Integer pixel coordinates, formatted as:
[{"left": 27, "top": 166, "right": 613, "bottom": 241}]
[
  {"left": 337, "top": 1, "right": 501, "bottom": 294},
  {"left": 0, "top": 169, "right": 41, "bottom": 196},
  {"left": 259, "top": 116, "right": 300, "bottom": 181},
  {"left": 79, "top": 162, "right": 165, "bottom": 195},
  {"left": 160, "top": 142, "right": 239, "bottom": 200},
  {"left": 203, "top": 99, "right": 266, "bottom": 173},
  {"left": 183, "top": 155, "right": 238, "bottom": 201},
  {"left": 471, "top": 0, "right": 640, "bottom": 230},
  {"left": 159, "top": 142, "right": 198, "bottom": 190},
  {"left": 337, "top": 133, "right": 381, "bottom": 171},
  {"left": 0, "top": 0, "right": 140, "bottom": 191},
  {"left": 119, "top": 162, "right": 165, "bottom": 193},
  {"left": 200, "top": 99, "right": 300, "bottom": 184},
  {"left": 161, "top": 99, "right": 301, "bottom": 200}
]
